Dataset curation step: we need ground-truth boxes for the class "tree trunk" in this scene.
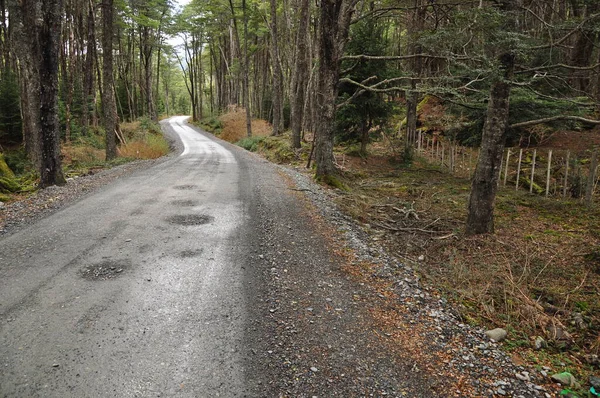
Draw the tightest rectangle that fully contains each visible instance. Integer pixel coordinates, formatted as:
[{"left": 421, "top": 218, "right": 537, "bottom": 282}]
[
  {"left": 314, "top": 0, "right": 357, "bottom": 178},
  {"left": 290, "top": 0, "right": 309, "bottom": 148},
  {"left": 8, "top": 0, "right": 41, "bottom": 168},
  {"left": 242, "top": 0, "right": 252, "bottom": 137},
  {"left": 270, "top": 0, "right": 283, "bottom": 136},
  {"left": 102, "top": 0, "right": 117, "bottom": 160},
  {"left": 405, "top": 88, "right": 417, "bottom": 150},
  {"left": 465, "top": 53, "right": 515, "bottom": 235},
  {"left": 82, "top": 0, "right": 97, "bottom": 134},
  {"left": 38, "top": 0, "right": 66, "bottom": 187}
]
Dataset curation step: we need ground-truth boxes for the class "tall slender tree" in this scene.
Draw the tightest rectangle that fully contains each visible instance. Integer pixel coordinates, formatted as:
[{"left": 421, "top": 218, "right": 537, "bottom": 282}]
[{"left": 102, "top": 0, "right": 118, "bottom": 160}]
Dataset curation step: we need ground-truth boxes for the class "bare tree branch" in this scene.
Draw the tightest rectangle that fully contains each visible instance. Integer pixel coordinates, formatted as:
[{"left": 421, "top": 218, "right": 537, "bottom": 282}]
[
  {"left": 516, "top": 63, "right": 600, "bottom": 74},
  {"left": 510, "top": 115, "right": 600, "bottom": 129}
]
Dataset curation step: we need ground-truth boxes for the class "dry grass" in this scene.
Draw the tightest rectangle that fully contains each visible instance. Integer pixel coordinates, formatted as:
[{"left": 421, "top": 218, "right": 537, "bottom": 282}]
[
  {"left": 329, "top": 143, "right": 600, "bottom": 379},
  {"left": 118, "top": 133, "right": 169, "bottom": 159},
  {"left": 62, "top": 145, "right": 105, "bottom": 165},
  {"left": 218, "top": 107, "right": 271, "bottom": 143}
]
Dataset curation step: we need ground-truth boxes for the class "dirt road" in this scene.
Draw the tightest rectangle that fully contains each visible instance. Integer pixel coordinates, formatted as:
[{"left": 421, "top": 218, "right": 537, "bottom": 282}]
[{"left": 0, "top": 117, "right": 550, "bottom": 397}]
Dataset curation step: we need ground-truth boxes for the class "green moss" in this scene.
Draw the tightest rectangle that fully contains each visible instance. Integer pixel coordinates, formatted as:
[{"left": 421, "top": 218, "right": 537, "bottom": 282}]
[
  {"left": 0, "top": 176, "right": 20, "bottom": 192},
  {"left": 258, "top": 136, "right": 295, "bottom": 163},
  {"left": 0, "top": 154, "right": 15, "bottom": 179},
  {"left": 315, "top": 174, "right": 349, "bottom": 191}
]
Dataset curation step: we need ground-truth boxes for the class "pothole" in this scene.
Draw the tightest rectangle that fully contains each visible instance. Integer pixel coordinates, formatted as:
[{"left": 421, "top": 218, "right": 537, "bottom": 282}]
[
  {"left": 171, "top": 199, "right": 198, "bottom": 207},
  {"left": 81, "top": 259, "right": 130, "bottom": 281},
  {"left": 173, "top": 184, "right": 197, "bottom": 190},
  {"left": 166, "top": 214, "right": 214, "bottom": 226},
  {"left": 179, "top": 248, "right": 204, "bottom": 258}
]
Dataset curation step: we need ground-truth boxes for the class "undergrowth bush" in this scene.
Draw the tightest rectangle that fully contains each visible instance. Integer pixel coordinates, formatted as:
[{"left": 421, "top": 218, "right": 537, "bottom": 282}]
[
  {"left": 257, "top": 136, "right": 295, "bottom": 163},
  {"left": 236, "top": 136, "right": 264, "bottom": 152},
  {"left": 119, "top": 133, "right": 169, "bottom": 159}
]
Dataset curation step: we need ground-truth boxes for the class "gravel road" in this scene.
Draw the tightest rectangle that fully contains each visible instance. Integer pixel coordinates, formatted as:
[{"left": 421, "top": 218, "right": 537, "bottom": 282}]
[{"left": 0, "top": 117, "right": 557, "bottom": 397}]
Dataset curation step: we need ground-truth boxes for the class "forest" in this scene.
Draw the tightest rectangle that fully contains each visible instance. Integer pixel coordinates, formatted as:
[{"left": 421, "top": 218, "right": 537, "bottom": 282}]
[{"left": 1, "top": 0, "right": 600, "bottom": 383}]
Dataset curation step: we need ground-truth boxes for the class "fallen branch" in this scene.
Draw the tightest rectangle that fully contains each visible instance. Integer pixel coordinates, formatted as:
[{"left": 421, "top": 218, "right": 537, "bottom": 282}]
[{"left": 374, "top": 221, "right": 449, "bottom": 235}]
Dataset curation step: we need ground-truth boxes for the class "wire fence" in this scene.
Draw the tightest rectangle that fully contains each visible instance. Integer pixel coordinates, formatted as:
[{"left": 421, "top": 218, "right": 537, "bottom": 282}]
[{"left": 415, "top": 132, "right": 600, "bottom": 204}]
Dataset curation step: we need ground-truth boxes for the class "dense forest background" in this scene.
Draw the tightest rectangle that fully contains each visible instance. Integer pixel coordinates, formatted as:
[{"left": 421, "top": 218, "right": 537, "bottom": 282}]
[
  {"left": 2, "top": 0, "right": 600, "bottom": 383},
  {"left": 0, "top": 0, "right": 599, "bottom": 232}
]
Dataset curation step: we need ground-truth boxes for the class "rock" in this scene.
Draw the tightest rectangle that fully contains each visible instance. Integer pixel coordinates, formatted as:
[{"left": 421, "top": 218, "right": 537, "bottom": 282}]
[
  {"left": 310, "top": 367, "right": 318, "bottom": 372},
  {"left": 497, "top": 388, "right": 506, "bottom": 395},
  {"left": 534, "top": 336, "right": 547, "bottom": 350},
  {"left": 52, "top": 363, "right": 60, "bottom": 368},
  {"left": 546, "top": 324, "right": 569, "bottom": 341},
  {"left": 418, "top": 255, "right": 425, "bottom": 261},
  {"left": 485, "top": 328, "right": 508, "bottom": 342},
  {"left": 572, "top": 312, "right": 587, "bottom": 330},
  {"left": 0, "top": 201, "right": 4, "bottom": 209},
  {"left": 515, "top": 372, "right": 530, "bottom": 382},
  {"left": 550, "top": 372, "right": 580, "bottom": 388},
  {"left": 585, "top": 354, "right": 600, "bottom": 366},
  {"left": 590, "top": 375, "right": 600, "bottom": 389}
]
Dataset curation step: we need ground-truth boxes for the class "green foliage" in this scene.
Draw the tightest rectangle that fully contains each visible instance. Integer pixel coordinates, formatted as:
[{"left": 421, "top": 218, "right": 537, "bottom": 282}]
[
  {"left": 2, "top": 149, "right": 30, "bottom": 175},
  {"left": 200, "top": 116, "right": 224, "bottom": 133},
  {"left": 315, "top": 174, "right": 349, "bottom": 191},
  {"left": 236, "top": 136, "right": 264, "bottom": 152},
  {"left": 257, "top": 136, "right": 295, "bottom": 163},
  {"left": 0, "top": 71, "right": 22, "bottom": 144},
  {"left": 335, "top": 19, "right": 393, "bottom": 146},
  {"left": 139, "top": 116, "right": 162, "bottom": 135},
  {"left": 0, "top": 154, "right": 20, "bottom": 193}
]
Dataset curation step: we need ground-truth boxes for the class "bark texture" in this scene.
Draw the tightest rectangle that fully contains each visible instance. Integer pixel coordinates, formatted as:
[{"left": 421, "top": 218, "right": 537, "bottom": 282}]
[
  {"left": 290, "top": 0, "right": 309, "bottom": 149},
  {"left": 314, "top": 0, "right": 358, "bottom": 178},
  {"left": 102, "top": 0, "right": 117, "bottom": 160},
  {"left": 9, "top": 0, "right": 65, "bottom": 186},
  {"left": 465, "top": 53, "right": 514, "bottom": 235}
]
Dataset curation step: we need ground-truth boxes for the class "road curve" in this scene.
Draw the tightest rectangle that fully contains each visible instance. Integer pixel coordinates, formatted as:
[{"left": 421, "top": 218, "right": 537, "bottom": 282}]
[{"left": 0, "top": 117, "right": 256, "bottom": 397}]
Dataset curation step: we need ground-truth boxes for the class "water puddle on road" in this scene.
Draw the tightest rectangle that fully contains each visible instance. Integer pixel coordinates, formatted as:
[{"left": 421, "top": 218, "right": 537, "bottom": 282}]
[
  {"left": 178, "top": 248, "right": 204, "bottom": 258},
  {"left": 173, "top": 184, "right": 198, "bottom": 190},
  {"left": 165, "top": 214, "right": 214, "bottom": 226},
  {"left": 81, "top": 259, "right": 131, "bottom": 281},
  {"left": 171, "top": 199, "right": 199, "bottom": 207}
]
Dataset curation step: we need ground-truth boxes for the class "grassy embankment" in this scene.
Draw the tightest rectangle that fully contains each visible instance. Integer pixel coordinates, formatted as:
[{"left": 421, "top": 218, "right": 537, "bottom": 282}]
[{"left": 0, "top": 117, "right": 170, "bottom": 202}]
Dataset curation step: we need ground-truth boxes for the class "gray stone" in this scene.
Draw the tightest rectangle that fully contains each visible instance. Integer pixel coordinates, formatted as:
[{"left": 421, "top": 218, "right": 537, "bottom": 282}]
[
  {"left": 534, "top": 336, "right": 547, "bottom": 350},
  {"left": 589, "top": 375, "right": 600, "bottom": 389},
  {"left": 551, "top": 372, "right": 580, "bottom": 388},
  {"left": 485, "top": 328, "right": 508, "bottom": 342}
]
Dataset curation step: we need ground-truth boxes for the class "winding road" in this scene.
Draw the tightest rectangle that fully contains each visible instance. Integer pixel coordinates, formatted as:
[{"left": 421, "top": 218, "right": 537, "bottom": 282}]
[{"left": 0, "top": 117, "right": 260, "bottom": 397}]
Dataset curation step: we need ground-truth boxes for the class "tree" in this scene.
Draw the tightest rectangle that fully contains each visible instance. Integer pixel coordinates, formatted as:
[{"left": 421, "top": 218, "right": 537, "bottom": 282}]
[
  {"left": 314, "top": 0, "right": 360, "bottom": 179},
  {"left": 336, "top": 18, "right": 392, "bottom": 156},
  {"left": 8, "top": 0, "right": 66, "bottom": 187},
  {"left": 289, "top": 0, "right": 310, "bottom": 149},
  {"left": 102, "top": 0, "right": 118, "bottom": 160},
  {"left": 269, "top": 0, "right": 283, "bottom": 136}
]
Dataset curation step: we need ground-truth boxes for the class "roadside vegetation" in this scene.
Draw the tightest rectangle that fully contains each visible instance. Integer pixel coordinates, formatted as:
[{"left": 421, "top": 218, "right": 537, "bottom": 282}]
[
  {"left": 0, "top": 118, "right": 169, "bottom": 203},
  {"left": 208, "top": 103, "right": 600, "bottom": 394}
]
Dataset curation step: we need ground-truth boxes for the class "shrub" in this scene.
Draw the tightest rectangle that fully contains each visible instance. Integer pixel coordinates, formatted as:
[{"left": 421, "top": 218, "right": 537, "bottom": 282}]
[{"left": 236, "top": 136, "right": 264, "bottom": 152}]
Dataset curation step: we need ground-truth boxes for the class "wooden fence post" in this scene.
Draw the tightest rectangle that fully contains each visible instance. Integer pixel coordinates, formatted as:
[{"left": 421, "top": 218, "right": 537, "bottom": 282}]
[
  {"left": 563, "top": 151, "right": 570, "bottom": 198},
  {"left": 546, "top": 149, "right": 553, "bottom": 197},
  {"left": 530, "top": 149, "right": 536, "bottom": 193},
  {"left": 516, "top": 148, "right": 523, "bottom": 190},
  {"left": 585, "top": 149, "right": 598, "bottom": 207},
  {"left": 504, "top": 149, "right": 511, "bottom": 187},
  {"left": 441, "top": 144, "right": 445, "bottom": 168}
]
